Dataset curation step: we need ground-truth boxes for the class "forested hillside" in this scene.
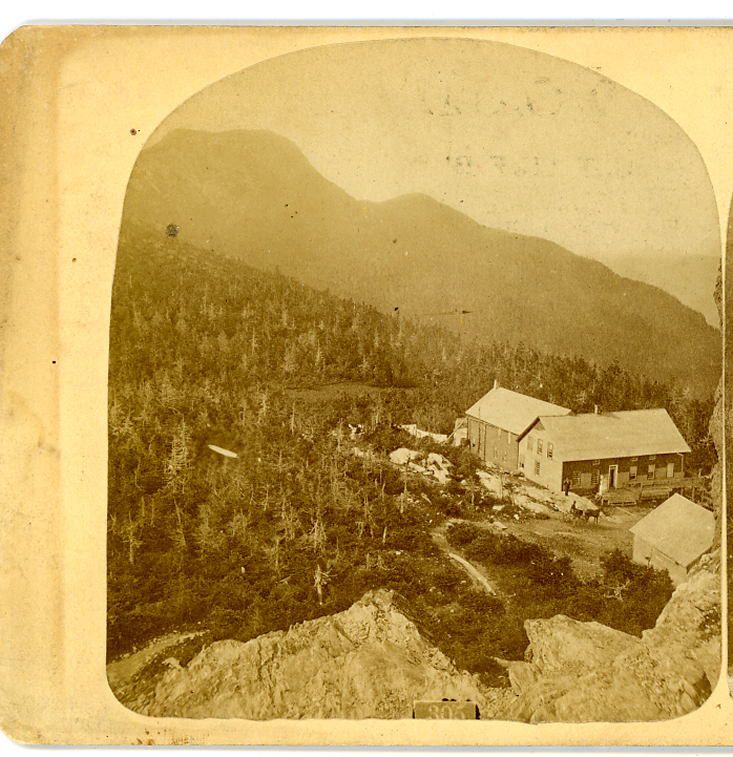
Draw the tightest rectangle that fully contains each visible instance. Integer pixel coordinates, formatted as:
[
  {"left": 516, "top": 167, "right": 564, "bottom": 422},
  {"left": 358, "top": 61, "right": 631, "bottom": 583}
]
[
  {"left": 108, "top": 228, "right": 714, "bottom": 680},
  {"left": 123, "top": 128, "right": 721, "bottom": 396}
]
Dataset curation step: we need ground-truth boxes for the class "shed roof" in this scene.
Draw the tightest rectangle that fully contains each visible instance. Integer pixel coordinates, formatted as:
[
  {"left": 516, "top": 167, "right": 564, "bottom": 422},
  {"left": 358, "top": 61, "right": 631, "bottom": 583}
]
[
  {"left": 465, "top": 387, "right": 571, "bottom": 436},
  {"left": 534, "top": 408, "right": 690, "bottom": 461},
  {"left": 630, "top": 494, "right": 715, "bottom": 568}
]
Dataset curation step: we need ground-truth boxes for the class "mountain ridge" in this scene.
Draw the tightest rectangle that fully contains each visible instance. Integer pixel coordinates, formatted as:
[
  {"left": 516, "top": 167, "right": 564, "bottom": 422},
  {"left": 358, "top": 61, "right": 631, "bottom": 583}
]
[
  {"left": 597, "top": 251, "right": 720, "bottom": 327},
  {"left": 123, "top": 128, "right": 720, "bottom": 396}
]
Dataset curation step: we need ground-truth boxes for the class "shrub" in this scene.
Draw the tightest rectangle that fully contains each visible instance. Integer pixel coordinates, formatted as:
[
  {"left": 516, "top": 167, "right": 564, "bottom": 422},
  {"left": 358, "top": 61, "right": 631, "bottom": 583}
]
[
  {"left": 600, "top": 548, "right": 639, "bottom": 585},
  {"left": 451, "top": 448, "right": 482, "bottom": 483},
  {"left": 459, "top": 589, "right": 504, "bottom": 615},
  {"left": 446, "top": 521, "right": 482, "bottom": 547},
  {"left": 464, "top": 532, "right": 503, "bottom": 562},
  {"left": 363, "top": 423, "right": 412, "bottom": 453},
  {"left": 526, "top": 554, "right": 580, "bottom": 598}
]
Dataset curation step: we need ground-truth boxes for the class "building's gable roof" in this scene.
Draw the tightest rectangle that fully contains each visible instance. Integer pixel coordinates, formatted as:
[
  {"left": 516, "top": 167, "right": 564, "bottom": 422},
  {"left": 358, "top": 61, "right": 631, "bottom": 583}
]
[
  {"left": 630, "top": 494, "right": 715, "bottom": 568},
  {"left": 534, "top": 408, "right": 690, "bottom": 461},
  {"left": 465, "top": 387, "right": 571, "bottom": 436}
]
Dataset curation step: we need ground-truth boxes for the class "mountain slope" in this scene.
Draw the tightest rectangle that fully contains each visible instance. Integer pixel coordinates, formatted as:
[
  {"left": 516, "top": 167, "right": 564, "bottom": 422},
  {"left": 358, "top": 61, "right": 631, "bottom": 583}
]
[
  {"left": 108, "top": 230, "right": 715, "bottom": 695},
  {"left": 599, "top": 252, "right": 720, "bottom": 328},
  {"left": 123, "top": 128, "right": 720, "bottom": 395}
]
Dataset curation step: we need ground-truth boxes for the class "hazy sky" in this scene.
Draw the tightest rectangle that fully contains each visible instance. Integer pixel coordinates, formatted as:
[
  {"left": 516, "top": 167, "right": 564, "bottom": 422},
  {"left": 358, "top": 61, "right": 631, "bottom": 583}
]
[{"left": 152, "top": 37, "right": 719, "bottom": 264}]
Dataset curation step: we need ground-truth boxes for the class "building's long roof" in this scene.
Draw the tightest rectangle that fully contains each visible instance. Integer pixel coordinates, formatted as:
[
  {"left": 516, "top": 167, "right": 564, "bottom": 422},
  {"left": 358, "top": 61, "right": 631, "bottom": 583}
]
[
  {"left": 630, "top": 494, "right": 714, "bottom": 568},
  {"left": 465, "top": 387, "right": 571, "bottom": 436},
  {"left": 535, "top": 408, "right": 691, "bottom": 461}
]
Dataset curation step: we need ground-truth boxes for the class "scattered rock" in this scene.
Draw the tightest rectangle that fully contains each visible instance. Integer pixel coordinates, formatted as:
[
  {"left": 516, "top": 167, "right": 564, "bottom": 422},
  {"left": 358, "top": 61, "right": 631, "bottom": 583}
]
[
  {"left": 512, "top": 494, "right": 553, "bottom": 516},
  {"left": 390, "top": 448, "right": 453, "bottom": 484},
  {"left": 389, "top": 447, "right": 422, "bottom": 466},
  {"left": 426, "top": 452, "right": 452, "bottom": 483},
  {"left": 476, "top": 469, "right": 503, "bottom": 497}
]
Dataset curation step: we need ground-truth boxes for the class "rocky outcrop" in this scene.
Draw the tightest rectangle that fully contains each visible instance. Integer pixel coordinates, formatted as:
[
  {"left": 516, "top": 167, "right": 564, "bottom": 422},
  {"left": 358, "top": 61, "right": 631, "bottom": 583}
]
[
  {"left": 113, "top": 565, "right": 720, "bottom": 722},
  {"left": 505, "top": 554, "right": 720, "bottom": 722},
  {"left": 120, "top": 589, "right": 511, "bottom": 719}
]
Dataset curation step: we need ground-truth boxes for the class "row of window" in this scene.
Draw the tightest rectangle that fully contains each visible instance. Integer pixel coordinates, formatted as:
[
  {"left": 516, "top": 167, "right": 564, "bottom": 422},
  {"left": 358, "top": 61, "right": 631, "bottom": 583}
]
[
  {"left": 569, "top": 463, "right": 675, "bottom": 486},
  {"left": 525, "top": 436, "right": 663, "bottom": 468},
  {"left": 591, "top": 455, "right": 657, "bottom": 466},
  {"left": 570, "top": 470, "right": 602, "bottom": 486},
  {"left": 519, "top": 456, "right": 541, "bottom": 475},
  {"left": 526, "top": 437, "right": 553, "bottom": 459}
]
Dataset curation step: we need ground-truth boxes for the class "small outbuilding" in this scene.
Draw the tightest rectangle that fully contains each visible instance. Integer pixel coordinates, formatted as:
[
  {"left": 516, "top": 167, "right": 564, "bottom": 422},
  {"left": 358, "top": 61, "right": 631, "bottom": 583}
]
[
  {"left": 449, "top": 417, "right": 468, "bottom": 447},
  {"left": 629, "top": 494, "right": 715, "bottom": 585}
]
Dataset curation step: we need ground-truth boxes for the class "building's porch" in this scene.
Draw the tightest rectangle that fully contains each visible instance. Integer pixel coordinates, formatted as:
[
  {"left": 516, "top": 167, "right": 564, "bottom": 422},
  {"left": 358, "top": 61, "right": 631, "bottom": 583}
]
[{"left": 598, "top": 475, "right": 708, "bottom": 506}]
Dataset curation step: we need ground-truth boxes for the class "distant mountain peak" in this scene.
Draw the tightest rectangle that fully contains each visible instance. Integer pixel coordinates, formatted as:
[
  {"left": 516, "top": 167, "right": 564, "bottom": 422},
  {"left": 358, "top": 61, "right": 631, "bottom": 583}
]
[{"left": 123, "top": 128, "right": 720, "bottom": 396}]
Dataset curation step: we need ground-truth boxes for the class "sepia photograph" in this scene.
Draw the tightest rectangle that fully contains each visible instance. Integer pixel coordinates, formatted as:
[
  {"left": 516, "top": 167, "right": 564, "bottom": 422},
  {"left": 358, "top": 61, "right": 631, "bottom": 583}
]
[
  {"left": 104, "top": 37, "right": 722, "bottom": 722},
  {"left": 4, "top": 23, "right": 733, "bottom": 745}
]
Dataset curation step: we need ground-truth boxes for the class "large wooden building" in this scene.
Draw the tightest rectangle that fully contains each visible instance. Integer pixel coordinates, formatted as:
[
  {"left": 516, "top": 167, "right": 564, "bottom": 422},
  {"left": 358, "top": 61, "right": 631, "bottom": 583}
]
[
  {"left": 629, "top": 494, "right": 714, "bottom": 584},
  {"left": 465, "top": 383, "right": 571, "bottom": 470},
  {"left": 518, "top": 408, "right": 690, "bottom": 494}
]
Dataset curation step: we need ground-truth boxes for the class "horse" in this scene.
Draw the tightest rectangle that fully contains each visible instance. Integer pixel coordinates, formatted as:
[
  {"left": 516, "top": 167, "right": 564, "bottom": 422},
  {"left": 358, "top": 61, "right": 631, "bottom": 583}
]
[
  {"left": 569, "top": 501, "right": 603, "bottom": 524},
  {"left": 582, "top": 505, "right": 603, "bottom": 524},
  {"left": 569, "top": 502, "right": 584, "bottom": 521}
]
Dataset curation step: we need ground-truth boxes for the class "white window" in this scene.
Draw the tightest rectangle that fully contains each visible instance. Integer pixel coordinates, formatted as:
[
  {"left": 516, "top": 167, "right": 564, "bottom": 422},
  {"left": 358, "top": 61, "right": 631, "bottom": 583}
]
[
  {"left": 534, "top": 460, "right": 541, "bottom": 475},
  {"left": 647, "top": 464, "right": 655, "bottom": 480},
  {"left": 572, "top": 471, "right": 581, "bottom": 487},
  {"left": 592, "top": 459, "right": 600, "bottom": 466},
  {"left": 547, "top": 442, "right": 553, "bottom": 459},
  {"left": 527, "top": 437, "right": 533, "bottom": 452},
  {"left": 629, "top": 465, "right": 637, "bottom": 481},
  {"left": 537, "top": 439, "right": 543, "bottom": 455}
]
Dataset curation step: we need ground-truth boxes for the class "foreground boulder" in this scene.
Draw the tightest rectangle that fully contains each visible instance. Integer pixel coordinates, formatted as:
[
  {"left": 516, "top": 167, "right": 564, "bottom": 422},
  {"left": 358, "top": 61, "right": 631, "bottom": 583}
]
[
  {"left": 120, "top": 589, "right": 508, "bottom": 719},
  {"left": 504, "top": 554, "right": 720, "bottom": 722},
  {"left": 109, "top": 560, "right": 719, "bottom": 722}
]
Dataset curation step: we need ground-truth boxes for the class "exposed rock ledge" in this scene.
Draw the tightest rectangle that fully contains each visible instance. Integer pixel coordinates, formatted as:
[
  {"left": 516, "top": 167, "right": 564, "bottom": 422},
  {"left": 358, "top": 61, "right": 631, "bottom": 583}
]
[
  {"left": 112, "top": 557, "right": 719, "bottom": 722},
  {"left": 503, "top": 553, "right": 720, "bottom": 723},
  {"left": 124, "top": 589, "right": 511, "bottom": 719}
]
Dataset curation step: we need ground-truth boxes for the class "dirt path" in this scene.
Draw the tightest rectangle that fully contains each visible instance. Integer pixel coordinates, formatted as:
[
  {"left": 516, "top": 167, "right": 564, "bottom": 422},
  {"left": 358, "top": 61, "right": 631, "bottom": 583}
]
[
  {"left": 433, "top": 501, "right": 647, "bottom": 587},
  {"left": 107, "top": 631, "right": 204, "bottom": 692},
  {"left": 447, "top": 551, "right": 498, "bottom": 595},
  {"left": 497, "top": 506, "right": 646, "bottom": 580},
  {"left": 432, "top": 522, "right": 498, "bottom": 595}
]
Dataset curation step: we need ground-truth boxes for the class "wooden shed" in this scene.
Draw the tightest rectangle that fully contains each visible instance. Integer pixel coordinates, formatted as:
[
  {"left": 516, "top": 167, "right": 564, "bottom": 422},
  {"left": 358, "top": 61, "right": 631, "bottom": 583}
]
[{"left": 629, "top": 494, "right": 715, "bottom": 585}]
